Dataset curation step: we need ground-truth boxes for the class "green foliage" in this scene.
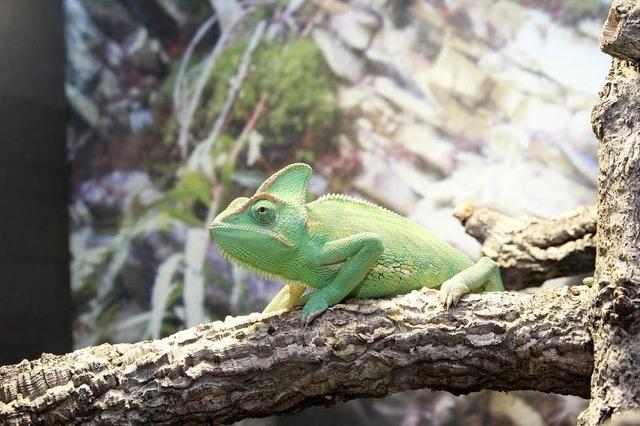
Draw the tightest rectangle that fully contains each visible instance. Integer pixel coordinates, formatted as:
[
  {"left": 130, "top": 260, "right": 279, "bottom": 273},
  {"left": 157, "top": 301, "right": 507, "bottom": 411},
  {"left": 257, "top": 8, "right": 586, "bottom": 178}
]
[
  {"left": 155, "top": 171, "right": 212, "bottom": 225},
  {"left": 564, "top": 0, "right": 607, "bottom": 22},
  {"left": 198, "top": 38, "right": 340, "bottom": 155}
]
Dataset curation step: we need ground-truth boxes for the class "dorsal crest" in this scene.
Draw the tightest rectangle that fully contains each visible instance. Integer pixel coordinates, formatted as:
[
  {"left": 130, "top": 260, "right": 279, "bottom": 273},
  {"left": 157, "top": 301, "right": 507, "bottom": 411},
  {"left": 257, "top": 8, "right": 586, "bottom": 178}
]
[{"left": 255, "top": 163, "right": 311, "bottom": 205}]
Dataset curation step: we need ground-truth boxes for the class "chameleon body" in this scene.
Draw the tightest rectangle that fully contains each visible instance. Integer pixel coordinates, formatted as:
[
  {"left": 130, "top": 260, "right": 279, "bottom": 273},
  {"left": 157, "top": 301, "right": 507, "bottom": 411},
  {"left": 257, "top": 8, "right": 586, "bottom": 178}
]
[{"left": 209, "top": 163, "right": 504, "bottom": 325}]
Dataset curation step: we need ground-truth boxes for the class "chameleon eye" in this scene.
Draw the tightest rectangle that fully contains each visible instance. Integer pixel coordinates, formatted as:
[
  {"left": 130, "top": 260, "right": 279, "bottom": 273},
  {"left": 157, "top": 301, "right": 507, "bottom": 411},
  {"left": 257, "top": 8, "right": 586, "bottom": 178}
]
[{"left": 250, "top": 199, "right": 276, "bottom": 224}]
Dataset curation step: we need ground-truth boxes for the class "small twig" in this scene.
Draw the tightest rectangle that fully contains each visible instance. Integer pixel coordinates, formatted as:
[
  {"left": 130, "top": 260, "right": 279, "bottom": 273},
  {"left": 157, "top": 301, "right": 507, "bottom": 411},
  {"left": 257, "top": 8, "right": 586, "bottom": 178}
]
[
  {"left": 199, "top": 20, "right": 267, "bottom": 159},
  {"left": 301, "top": 8, "right": 322, "bottom": 37},
  {"left": 173, "top": 14, "right": 217, "bottom": 117},
  {"left": 176, "top": 13, "right": 245, "bottom": 159},
  {"left": 186, "top": 20, "right": 267, "bottom": 178},
  {"left": 229, "top": 94, "right": 268, "bottom": 163}
]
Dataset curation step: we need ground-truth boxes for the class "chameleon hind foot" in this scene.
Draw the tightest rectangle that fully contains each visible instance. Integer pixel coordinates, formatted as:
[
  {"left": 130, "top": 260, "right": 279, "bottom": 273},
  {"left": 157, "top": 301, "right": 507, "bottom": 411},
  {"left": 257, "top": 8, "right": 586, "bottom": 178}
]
[
  {"left": 437, "top": 257, "right": 503, "bottom": 309},
  {"left": 438, "top": 280, "right": 471, "bottom": 309}
]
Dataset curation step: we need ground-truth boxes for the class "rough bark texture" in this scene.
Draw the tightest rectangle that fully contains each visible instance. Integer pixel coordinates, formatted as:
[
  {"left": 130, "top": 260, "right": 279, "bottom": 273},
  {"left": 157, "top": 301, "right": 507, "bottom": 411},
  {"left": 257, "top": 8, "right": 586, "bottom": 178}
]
[
  {"left": 0, "top": 287, "right": 593, "bottom": 425},
  {"left": 577, "top": 54, "right": 640, "bottom": 424},
  {"left": 454, "top": 203, "right": 596, "bottom": 290},
  {"left": 600, "top": 0, "right": 640, "bottom": 62}
]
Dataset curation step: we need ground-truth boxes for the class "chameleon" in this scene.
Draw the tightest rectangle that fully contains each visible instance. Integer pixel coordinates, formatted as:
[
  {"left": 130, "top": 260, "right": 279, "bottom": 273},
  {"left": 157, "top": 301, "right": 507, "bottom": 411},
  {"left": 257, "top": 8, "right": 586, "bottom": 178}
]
[{"left": 209, "top": 163, "right": 504, "bottom": 325}]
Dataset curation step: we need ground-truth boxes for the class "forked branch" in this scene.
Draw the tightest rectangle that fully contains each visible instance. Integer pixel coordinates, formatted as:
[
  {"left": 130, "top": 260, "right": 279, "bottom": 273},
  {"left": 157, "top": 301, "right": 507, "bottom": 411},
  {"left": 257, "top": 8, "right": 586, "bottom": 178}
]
[{"left": 454, "top": 203, "right": 596, "bottom": 290}]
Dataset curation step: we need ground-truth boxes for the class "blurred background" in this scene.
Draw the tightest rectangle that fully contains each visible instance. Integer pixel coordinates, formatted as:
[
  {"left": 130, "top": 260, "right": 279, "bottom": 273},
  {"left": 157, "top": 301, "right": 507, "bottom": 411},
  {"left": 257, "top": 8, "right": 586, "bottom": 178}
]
[{"left": 1, "top": 0, "right": 611, "bottom": 425}]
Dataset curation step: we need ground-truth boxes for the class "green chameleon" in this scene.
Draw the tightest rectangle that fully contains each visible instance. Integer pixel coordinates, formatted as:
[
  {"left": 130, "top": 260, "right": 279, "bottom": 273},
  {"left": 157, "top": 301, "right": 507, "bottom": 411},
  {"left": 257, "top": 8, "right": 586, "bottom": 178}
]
[{"left": 209, "top": 163, "right": 504, "bottom": 325}]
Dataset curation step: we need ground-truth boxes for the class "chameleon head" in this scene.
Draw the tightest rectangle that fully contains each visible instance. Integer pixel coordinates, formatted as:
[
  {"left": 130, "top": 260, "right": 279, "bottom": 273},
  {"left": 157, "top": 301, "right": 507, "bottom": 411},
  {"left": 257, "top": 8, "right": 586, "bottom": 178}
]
[{"left": 209, "top": 163, "right": 312, "bottom": 276}]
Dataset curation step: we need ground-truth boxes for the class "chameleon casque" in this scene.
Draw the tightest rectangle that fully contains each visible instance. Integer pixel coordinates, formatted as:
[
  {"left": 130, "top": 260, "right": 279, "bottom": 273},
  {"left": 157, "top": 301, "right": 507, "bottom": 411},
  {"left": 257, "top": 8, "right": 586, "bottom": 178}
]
[{"left": 209, "top": 163, "right": 504, "bottom": 325}]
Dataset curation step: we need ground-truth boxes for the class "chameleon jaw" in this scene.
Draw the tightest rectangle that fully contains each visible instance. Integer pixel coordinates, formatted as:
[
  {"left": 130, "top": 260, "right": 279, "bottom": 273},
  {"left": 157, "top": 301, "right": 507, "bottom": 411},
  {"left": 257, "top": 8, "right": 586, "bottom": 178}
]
[{"left": 209, "top": 222, "right": 294, "bottom": 247}]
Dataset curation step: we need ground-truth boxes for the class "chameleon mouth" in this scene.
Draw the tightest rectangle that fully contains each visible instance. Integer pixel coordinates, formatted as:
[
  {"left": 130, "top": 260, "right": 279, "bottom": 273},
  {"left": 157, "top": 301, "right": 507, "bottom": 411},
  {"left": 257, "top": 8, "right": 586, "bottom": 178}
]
[
  {"left": 209, "top": 222, "right": 293, "bottom": 247},
  {"left": 216, "top": 242, "right": 308, "bottom": 288}
]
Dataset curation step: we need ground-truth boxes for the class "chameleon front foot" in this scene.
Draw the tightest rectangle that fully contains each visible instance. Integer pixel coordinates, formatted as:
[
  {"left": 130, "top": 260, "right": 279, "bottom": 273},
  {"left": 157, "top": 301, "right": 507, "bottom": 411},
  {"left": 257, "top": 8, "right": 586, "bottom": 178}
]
[
  {"left": 437, "top": 280, "right": 471, "bottom": 309},
  {"left": 300, "top": 294, "right": 329, "bottom": 326}
]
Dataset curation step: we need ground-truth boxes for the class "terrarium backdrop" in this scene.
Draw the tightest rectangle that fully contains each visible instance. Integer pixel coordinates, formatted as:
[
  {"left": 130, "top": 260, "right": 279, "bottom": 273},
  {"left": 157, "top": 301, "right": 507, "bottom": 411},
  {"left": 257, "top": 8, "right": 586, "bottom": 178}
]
[{"left": 65, "top": 0, "right": 609, "bottom": 424}]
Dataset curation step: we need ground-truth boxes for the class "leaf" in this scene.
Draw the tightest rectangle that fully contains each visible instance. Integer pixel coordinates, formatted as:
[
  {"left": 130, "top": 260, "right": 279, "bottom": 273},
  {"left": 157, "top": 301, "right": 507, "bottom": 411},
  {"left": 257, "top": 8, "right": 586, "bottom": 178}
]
[
  {"left": 167, "top": 171, "right": 213, "bottom": 205},
  {"left": 231, "top": 168, "right": 267, "bottom": 188},
  {"left": 147, "top": 254, "right": 183, "bottom": 339},
  {"left": 183, "top": 228, "right": 210, "bottom": 327},
  {"left": 157, "top": 204, "right": 203, "bottom": 226}
]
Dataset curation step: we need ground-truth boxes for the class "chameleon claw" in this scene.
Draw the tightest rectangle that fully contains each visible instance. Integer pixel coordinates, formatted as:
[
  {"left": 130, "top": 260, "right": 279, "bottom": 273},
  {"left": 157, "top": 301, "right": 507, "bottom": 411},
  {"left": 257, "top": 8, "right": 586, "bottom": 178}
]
[
  {"left": 300, "top": 295, "right": 329, "bottom": 327},
  {"left": 438, "top": 280, "right": 470, "bottom": 310},
  {"left": 300, "top": 309, "right": 323, "bottom": 327}
]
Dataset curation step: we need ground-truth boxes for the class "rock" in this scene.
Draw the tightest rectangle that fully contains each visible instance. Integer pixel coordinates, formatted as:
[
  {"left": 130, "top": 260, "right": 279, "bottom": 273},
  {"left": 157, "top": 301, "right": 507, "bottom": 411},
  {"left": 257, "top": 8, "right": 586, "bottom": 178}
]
[
  {"left": 350, "top": 0, "right": 388, "bottom": 14},
  {"left": 355, "top": 122, "right": 391, "bottom": 152},
  {"left": 485, "top": 124, "right": 530, "bottom": 162},
  {"left": 210, "top": 0, "right": 244, "bottom": 32},
  {"left": 486, "top": 79, "right": 528, "bottom": 118},
  {"left": 485, "top": 0, "right": 529, "bottom": 44},
  {"left": 420, "top": 153, "right": 595, "bottom": 218},
  {"left": 79, "top": 171, "right": 161, "bottom": 224},
  {"left": 512, "top": 97, "right": 572, "bottom": 136},
  {"left": 330, "top": 10, "right": 379, "bottom": 50},
  {"left": 366, "top": 24, "right": 417, "bottom": 71},
  {"left": 430, "top": 92, "right": 493, "bottom": 144},
  {"left": 373, "top": 77, "right": 441, "bottom": 125},
  {"left": 353, "top": 152, "right": 418, "bottom": 214},
  {"left": 96, "top": 69, "right": 121, "bottom": 101},
  {"left": 64, "top": 0, "right": 102, "bottom": 91},
  {"left": 338, "top": 84, "right": 374, "bottom": 110},
  {"left": 578, "top": 18, "right": 603, "bottom": 41},
  {"left": 124, "top": 28, "right": 167, "bottom": 74},
  {"left": 418, "top": 44, "right": 491, "bottom": 106},
  {"left": 81, "top": 0, "right": 137, "bottom": 42},
  {"left": 129, "top": 109, "right": 154, "bottom": 133},
  {"left": 392, "top": 160, "right": 438, "bottom": 198},
  {"left": 479, "top": 52, "right": 562, "bottom": 101},
  {"left": 105, "top": 40, "right": 124, "bottom": 68},
  {"left": 312, "top": 28, "right": 364, "bottom": 82},
  {"left": 119, "top": 228, "right": 185, "bottom": 308},
  {"left": 66, "top": 84, "right": 100, "bottom": 127},
  {"left": 499, "top": 10, "right": 609, "bottom": 94},
  {"left": 409, "top": 201, "right": 482, "bottom": 259},
  {"left": 395, "top": 124, "right": 455, "bottom": 174},
  {"left": 568, "top": 109, "right": 596, "bottom": 148}
]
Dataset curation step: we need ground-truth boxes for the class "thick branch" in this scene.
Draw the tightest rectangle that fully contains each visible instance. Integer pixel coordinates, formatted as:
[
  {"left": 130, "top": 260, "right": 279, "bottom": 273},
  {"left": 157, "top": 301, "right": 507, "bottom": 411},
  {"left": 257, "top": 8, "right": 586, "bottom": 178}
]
[
  {"left": 600, "top": 0, "right": 640, "bottom": 62},
  {"left": 0, "top": 287, "right": 593, "bottom": 425},
  {"left": 578, "top": 51, "right": 640, "bottom": 426},
  {"left": 454, "top": 203, "right": 596, "bottom": 289}
]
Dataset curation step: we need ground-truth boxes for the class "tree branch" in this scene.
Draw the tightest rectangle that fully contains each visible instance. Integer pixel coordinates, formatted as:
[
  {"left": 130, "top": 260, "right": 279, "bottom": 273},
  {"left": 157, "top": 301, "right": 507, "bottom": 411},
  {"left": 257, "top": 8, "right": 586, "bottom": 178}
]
[
  {"left": 0, "top": 287, "right": 593, "bottom": 425},
  {"left": 600, "top": 0, "right": 640, "bottom": 62},
  {"left": 454, "top": 203, "right": 596, "bottom": 290}
]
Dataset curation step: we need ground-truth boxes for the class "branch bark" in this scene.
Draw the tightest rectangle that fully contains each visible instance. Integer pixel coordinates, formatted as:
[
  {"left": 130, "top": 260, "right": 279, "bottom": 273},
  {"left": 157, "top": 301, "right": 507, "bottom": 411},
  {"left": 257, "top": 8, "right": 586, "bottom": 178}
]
[
  {"left": 578, "top": 14, "right": 640, "bottom": 424},
  {"left": 0, "top": 287, "right": 593, "bottom": 425},
  {"left": 600, "top": 0, "right": 640, "bottom": 62},
  {"left": 454, "top": 203, "right": 596, "bottom": 289}
]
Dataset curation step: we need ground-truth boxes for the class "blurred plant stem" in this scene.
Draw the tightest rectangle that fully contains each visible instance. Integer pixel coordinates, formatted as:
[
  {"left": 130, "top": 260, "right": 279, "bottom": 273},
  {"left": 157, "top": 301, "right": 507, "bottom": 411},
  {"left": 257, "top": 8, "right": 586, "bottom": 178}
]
[{"left": 186, "top": 20, "right": 267, "bottom": 177}]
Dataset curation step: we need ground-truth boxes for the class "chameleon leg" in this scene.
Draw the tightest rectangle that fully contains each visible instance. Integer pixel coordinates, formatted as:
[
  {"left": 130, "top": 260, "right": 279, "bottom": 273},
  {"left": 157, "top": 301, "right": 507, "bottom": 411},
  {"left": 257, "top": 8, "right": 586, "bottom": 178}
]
[
  {"left": 263, "top": 283, "right": 307, "bottom": 313},
  {"left": 438, "top": 256, "right": 503, "bottom": 308},
  {"left": 302, "top": 232, "right": 383, "bottom": 325}
]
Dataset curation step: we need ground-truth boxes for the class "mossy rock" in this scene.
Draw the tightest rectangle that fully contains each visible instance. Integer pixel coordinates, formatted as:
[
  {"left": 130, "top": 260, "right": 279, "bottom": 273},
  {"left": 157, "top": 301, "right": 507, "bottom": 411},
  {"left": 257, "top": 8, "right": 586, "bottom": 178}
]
[{"left": 197, "top": 37, "right": 341, "bottom": 153}]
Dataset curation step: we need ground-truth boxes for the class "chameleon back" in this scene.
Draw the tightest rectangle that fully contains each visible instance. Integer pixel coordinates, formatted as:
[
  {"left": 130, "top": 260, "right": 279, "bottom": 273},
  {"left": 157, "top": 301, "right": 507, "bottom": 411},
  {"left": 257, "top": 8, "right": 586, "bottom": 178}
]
[{"left": 305, "top": 194, "right": 474, "bottom": 298}]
